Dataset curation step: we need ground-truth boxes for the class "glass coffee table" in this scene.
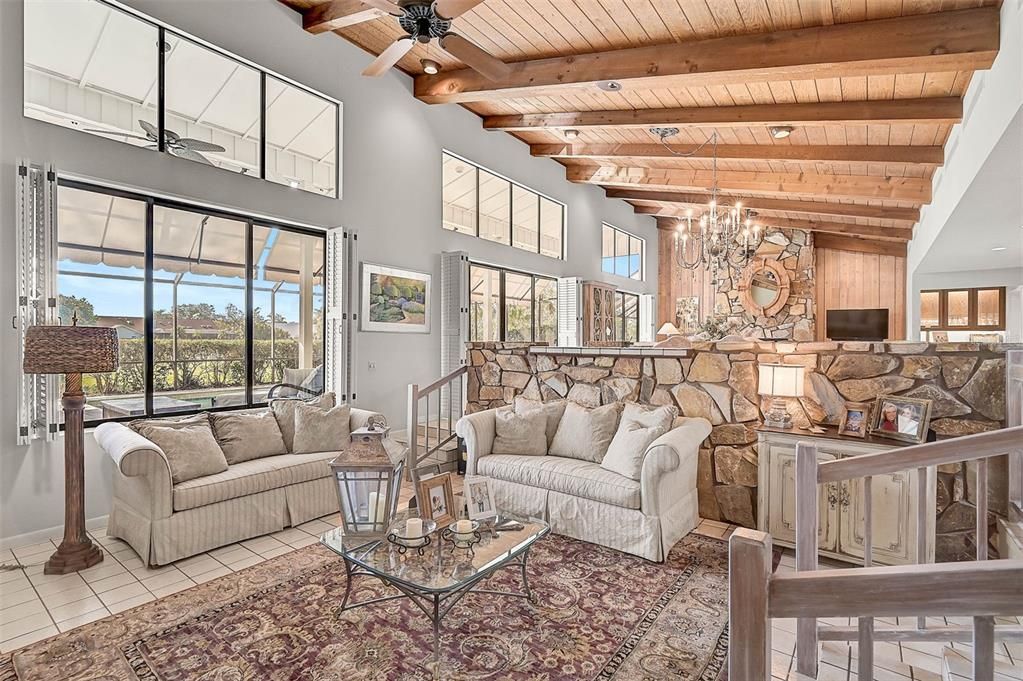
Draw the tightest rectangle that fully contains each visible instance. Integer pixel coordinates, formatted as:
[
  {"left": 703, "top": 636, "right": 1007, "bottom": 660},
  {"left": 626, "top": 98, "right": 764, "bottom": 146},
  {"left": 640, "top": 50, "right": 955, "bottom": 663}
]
[{"left": 320, "top": 513, "right": 550, "bottom": 677}]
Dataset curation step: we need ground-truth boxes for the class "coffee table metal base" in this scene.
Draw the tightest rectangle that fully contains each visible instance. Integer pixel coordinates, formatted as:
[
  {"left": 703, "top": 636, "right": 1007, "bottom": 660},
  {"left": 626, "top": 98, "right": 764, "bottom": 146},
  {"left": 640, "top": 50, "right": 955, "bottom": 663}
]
[{"left": 337, "top": 548, "right": 537, "bottom": 678}]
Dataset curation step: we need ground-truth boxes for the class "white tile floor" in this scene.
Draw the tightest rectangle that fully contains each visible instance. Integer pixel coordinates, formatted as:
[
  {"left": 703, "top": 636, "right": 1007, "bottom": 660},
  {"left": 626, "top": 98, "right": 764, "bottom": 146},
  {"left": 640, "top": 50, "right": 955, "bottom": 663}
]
[{"left": 1, "top": 515, "right": 1019, "bottom": 680}]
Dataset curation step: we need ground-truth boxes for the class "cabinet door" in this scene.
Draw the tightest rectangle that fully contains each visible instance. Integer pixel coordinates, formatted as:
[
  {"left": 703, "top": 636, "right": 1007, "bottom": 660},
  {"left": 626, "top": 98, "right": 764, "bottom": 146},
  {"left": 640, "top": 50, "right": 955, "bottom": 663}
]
[
  {"left": 766, "top": 445, "right": 840, "bottom": 552},
  {"left": 840, "top": 467, "right": 918, "bottom": 565}
]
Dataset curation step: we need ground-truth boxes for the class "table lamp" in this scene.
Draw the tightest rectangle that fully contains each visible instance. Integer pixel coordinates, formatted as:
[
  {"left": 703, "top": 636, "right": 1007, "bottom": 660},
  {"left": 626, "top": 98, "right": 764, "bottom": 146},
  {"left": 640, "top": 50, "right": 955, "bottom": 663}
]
[
  {"left": 758, "top": 363, "right": 805, "bottom": 429},
  {"left": 656, "top": 322, "right": 682, "bottom": 340},
  {"left": 23, "top": 315, "right": 118, "bottom": 574}
]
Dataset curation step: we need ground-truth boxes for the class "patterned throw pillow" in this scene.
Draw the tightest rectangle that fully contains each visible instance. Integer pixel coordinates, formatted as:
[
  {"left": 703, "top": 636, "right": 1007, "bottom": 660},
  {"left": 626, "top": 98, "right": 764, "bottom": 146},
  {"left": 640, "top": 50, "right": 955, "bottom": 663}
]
[
  {"left": 134, "top": 421, "right": 229, "bottom": 485},
  {"left": 492, "top": 407, "right": 548, "bottom": 456},
  {"left": 292, "top": 402, "right": 351, "bottom": 454},
  {"left": 269, "top": 392, "right": 336, "bottom": 452},
  {"left": 209, "top": 410, "right": 288, "bottom": 465}
]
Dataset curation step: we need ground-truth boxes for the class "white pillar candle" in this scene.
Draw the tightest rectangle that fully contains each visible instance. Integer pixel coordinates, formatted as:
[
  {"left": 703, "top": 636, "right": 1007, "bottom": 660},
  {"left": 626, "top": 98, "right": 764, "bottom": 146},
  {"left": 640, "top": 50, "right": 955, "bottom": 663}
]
[
  {"left": 375, "top": 494, "right": 386, "bottom": 525},
  {"left": 406, "top": 518, "right": 423, "bottom": 539},
  {"left": 367, "top": 492, "right": 379, "bottom": 523},
  {"left": 455, "top": 519, "right": 473, "bottom": 535}
]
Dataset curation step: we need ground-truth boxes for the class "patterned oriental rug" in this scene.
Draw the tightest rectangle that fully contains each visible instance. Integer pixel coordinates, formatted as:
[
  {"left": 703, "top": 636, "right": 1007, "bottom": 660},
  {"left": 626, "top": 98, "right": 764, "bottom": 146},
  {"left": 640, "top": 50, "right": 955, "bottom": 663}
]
[{"left": 1, "top": 533, "right": 730, "bottom": 681}]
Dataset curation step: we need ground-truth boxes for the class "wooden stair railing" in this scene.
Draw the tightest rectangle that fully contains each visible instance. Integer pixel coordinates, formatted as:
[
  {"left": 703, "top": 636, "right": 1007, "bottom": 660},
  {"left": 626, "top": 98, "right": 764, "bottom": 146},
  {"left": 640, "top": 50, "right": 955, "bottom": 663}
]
[{"left": 406, "top": 366, "right": 467, "bottom": 505}]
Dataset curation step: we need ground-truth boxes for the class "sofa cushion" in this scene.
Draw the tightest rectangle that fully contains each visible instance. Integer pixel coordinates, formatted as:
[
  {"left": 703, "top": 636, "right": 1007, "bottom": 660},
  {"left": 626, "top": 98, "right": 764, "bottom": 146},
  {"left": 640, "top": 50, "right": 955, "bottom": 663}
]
[
  {"left": 492, "top": 407, "right": 548, "bottom": 455},
  {"left": 514, "top": 397, "right": 566, "bottom": 450},
  {"left": 133, "top": 420, "right": 229, "bottom": 485},
  {"left": 270, "top": 393, "right": 336, "bottom": 452},
  {"left": 172, "top": 450, "right": 338, "bottom": 511},
  {"left": 548, "top": 401, "right": 621, "bottom": 464},
  {"left": 477, "top": 454, "right": 640, "bottom": 509},
  {"left": 600, "top": 403, "right": 679, "bottom": 481},
  {"left": 293, "top": 402, "right": 351, "bottom": 454},
  {"left": 209, "top": 410, "right": 288, "bottom": 465}
]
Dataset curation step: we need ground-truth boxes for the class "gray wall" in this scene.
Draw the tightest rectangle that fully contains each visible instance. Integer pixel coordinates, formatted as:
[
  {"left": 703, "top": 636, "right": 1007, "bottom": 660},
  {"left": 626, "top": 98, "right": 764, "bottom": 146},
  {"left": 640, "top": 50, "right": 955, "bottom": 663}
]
[{"left": 0, "top": 0, "right": 658, "bottom": 540}]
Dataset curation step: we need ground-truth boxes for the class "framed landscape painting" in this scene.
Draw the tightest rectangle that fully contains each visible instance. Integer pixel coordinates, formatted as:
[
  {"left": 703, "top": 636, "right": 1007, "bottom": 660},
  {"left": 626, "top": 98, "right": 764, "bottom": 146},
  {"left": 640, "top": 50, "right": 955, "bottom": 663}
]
[{"left": 361, "top": 263, "right": 432, "bottom": 333}]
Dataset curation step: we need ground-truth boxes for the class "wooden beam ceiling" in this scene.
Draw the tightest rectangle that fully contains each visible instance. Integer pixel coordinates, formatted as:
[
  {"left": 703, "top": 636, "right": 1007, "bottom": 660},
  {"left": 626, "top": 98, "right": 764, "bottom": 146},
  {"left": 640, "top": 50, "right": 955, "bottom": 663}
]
[
  {"left": 532, "top": 143, "right": 944, "bottom": 166},
  {"left": 605, "top": 190, "right": 922, "bottom": 224},
  {"left": 414, "top": 8, "right": 998, "bottom": 104},
  {"left": 813, "top": 233, "right": 908, "bottom": 258},
  {"left": 484, "top": 99, "right": 963, "bottom": 132},
  {"left": 655, "top": 217, "right": 910, "bottom": 242},
  {"left": 301, "top": 0, "right": 387, "bottom": 33},
  {"left": 570, "top": 166, "right": 932, "bottom": 203}
]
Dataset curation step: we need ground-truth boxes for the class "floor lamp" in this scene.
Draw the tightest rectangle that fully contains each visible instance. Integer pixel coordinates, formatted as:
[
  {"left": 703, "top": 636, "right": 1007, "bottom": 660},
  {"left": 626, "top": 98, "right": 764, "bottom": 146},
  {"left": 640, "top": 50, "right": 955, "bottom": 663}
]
[{"left": 23, "top": 315, "right": 118, "bottom": 575}]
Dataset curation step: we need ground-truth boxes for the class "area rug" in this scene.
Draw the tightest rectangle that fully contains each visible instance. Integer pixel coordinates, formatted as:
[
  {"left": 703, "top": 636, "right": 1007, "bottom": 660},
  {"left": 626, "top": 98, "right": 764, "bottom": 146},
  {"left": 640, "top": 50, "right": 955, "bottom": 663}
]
[{"left": 1, "top": 533, "right": 730, "bottom": 680}]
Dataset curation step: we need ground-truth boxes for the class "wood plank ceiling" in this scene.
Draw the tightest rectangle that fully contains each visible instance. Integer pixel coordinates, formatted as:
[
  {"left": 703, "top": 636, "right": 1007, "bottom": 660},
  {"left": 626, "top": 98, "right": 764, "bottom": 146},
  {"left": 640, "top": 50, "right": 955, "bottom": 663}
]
[{"left": 279, "top": 0, "right": 1001, "bottom": 248}]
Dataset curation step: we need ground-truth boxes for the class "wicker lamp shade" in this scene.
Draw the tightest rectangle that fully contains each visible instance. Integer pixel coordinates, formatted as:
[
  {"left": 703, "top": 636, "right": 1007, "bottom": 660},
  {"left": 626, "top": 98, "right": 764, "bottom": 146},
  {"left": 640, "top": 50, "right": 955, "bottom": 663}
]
[{"left": 23, "top": 324, "right": 119, "bottom": 375}]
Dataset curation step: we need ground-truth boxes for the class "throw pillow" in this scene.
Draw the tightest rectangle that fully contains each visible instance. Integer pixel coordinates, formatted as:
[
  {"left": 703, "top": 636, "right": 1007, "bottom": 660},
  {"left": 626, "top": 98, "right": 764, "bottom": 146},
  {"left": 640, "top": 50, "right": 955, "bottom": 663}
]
[
  {"left": 601, "top": 420, "right": 669, "bottom": 481},
  {"left": 548, "top": 401, "right": 621, "bottom": 464},
  {"left": 514, "top": 397, "right": 567, "bottom": 450},
  {"left": 621, "top": 402, "right": 677, "bottom": 432},
  {"left": 292, "top": 402, "right": 352, "bottom": 454},
  {"left": 135, "top": 421, "right": 229, "bottom": 485},
  {"left": 492, "top": 406, "right": 548, "bottom": 455},
  {"left": 128, "top": 411, "right": 209, "bottom": 434},
  {"left": 270, "top": 392, "right": 336, "bottom": 452},
  {"left": 209, "top": 410, "right": 288, "bottom": 465}
]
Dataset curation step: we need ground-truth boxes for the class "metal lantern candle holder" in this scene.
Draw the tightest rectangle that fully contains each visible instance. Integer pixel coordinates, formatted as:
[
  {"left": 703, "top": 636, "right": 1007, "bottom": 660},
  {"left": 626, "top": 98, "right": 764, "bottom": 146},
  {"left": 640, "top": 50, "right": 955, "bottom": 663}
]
[{"left": 330, "top": 425, "right": 406, "bottom": 540}]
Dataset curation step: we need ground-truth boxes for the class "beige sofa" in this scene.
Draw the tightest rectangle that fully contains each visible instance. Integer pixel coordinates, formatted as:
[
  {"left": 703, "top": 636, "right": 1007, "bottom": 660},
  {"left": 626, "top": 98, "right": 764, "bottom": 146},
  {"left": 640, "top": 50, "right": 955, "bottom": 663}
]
[
  {"left": 456, "top": 408, "right": 711, "bottom": 562},
  {"left": 95, "top": 405, "right": 381, "bottom": 566}
]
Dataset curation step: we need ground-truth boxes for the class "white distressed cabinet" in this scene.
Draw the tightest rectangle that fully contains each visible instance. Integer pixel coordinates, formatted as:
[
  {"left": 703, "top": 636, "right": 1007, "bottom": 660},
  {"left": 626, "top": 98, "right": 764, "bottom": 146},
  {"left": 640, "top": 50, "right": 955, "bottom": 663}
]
[{"left": 757, "top": 427, "right": 936, "bottom": 566}]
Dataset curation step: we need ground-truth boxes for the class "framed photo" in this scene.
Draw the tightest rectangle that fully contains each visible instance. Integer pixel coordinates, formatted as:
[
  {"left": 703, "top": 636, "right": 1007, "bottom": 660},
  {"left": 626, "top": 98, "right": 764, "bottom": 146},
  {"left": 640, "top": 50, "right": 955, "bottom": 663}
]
[
  {"left": 463, "top": 475, "right": 497, "bottom": 521},
  {"left": 361, "top": 262, "right": 431, "bottom": 333},
  {"left": 869, "top": 395, "right": 932, "bottom": 444},
  {"left": 416, "top": 472, "right": 455, "bottom": 527},
  {"left": 675, "top": 296, "right": 700, "bottom": 334},
  {"left": 837, "top": 401, "right": 871, "bottom": 438}
]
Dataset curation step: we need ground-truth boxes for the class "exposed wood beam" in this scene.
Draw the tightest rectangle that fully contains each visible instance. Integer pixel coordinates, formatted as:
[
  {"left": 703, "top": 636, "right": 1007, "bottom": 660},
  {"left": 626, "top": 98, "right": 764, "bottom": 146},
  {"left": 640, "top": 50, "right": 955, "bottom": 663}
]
[
  {"left": 655, "top": 217, "right": 910, "bottom": 242},
  {"left": 813, "top": 233, "right": 908, "bottom": 258},
  {"left": 302, "top": 0, "right": 387, "bottom": 34},
  {"left": 612, "top": 191, "right": 920, "bottom": 224},
  {"left": 532, "top": 143, "right": 944, "bottom": 166},
  {"left": 415, "top": 8, "right": 998, "bottom": 103},
  {"left": 570, "top": 166, "right": 931, "bottom": 203},
  {"left": 487, "top": 99, "right": 963, "bottom": 132}
]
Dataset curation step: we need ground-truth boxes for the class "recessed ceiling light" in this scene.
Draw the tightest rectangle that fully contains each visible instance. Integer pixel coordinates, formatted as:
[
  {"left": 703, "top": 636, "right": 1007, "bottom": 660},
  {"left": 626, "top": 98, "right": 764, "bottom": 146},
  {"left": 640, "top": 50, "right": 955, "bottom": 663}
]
[
  {"left": 420, "top": 58, "right": 440, "bottom": 75},
  {"left": 597, "top": 80, "right": 622, "bottom": 92},
  {"left": 564, "top": 129, "right": 580, "bottom": 139},
  {"left": 991, "top": 246, "right": 1007, "bottom": 251},
  {"left": 769, "top": 125, "right": 794, "bottom": 139}
]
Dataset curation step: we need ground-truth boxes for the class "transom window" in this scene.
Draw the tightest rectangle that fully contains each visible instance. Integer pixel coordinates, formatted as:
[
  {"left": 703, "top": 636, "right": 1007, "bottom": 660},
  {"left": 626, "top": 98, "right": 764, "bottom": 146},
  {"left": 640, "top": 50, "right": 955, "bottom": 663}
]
[
  {"left": 469, "top": 264, "right": 557, "bottom": 344},
  {"left": 443, "top": 152, "right": 565, "bottom": 259},
  {"left": 24, "top": 0, "right": 340, "bottom": 198},
  {"left": 57, "top": 181, "right": 326, "bottom": 425},
  {"left": 920, "top": 287, "right": 1006, "bottom": 331},
  {"left": 601, "top": 224, "right": 643, "bottom": 281}
]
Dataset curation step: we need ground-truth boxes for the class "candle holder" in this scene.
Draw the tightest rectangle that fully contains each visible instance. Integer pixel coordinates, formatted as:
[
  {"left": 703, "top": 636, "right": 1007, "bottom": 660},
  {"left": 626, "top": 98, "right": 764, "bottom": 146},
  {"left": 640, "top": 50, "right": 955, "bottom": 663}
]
[
  {"left": 386, "top": 518, "right": 437, "bottom": 556},
  {"left": 441, "top": 520, "right": 482, "bottom": 556}
]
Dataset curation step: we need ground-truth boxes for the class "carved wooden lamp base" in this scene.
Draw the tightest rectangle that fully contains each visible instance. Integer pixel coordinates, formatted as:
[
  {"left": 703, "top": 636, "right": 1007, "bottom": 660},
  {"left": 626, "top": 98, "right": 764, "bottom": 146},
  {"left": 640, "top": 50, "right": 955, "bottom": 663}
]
[{"left": 44, "top": 539, "right": 103, "bottom": 575}]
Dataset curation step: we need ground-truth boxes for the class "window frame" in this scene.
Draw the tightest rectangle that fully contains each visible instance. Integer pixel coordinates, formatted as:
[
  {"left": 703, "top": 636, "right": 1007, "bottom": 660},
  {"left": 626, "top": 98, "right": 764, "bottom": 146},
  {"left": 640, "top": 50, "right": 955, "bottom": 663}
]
[
  {"left": 601, "top": 223, "right": 644, "bottom": 281},
  {"left": 442, "top": 151, "right": 566, "bottom": 260},
  {"left": 468, "top": 262, "right": 558, "bottom": 344},
  {"left": 56, "top": 177, "right": 327, "bottom": 427},
  {"left": 614, "top": 290, "right": 641, "bottom": 343},
  {"left": 919, "top": 287, "right": 1007, "bottom": 331},
  {"left": 25, "top": 0, "right": 342, "bottom": 198}
]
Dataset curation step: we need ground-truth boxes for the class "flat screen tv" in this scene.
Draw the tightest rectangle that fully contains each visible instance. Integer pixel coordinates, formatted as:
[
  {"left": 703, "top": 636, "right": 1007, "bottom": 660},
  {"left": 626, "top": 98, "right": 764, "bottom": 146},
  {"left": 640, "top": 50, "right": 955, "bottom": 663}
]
[{"left": 826, "top": 309, "right": 889, "bottom": 341}]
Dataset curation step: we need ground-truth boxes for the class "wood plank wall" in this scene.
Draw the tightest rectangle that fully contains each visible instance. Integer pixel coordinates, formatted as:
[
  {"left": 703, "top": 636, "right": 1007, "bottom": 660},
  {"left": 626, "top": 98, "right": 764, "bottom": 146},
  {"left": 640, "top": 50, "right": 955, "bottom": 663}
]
[{"left": 657, "top": 230, "right": 907, "bottom": 340}]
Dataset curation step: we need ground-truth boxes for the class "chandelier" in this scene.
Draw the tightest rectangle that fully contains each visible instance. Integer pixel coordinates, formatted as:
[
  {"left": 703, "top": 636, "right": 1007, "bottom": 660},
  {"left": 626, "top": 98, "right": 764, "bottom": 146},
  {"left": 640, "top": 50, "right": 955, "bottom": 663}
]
[{"left": 653, "top": 129, "right": 764, "bottom": 272}]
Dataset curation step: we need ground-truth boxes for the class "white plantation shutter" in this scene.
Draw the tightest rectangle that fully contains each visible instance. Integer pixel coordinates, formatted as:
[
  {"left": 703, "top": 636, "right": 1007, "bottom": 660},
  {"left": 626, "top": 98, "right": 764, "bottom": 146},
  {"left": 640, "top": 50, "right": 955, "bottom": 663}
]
[
  {"left": 557, "top": 277, "right": 582, "bottom": 347},
  {"left": 16, "top": 160, "right": 60, "bottom": 444},
  {"left": 324, "top": 227, "right": 346, "bottom": 401},
  {"left": 440, "top": 251, "right": 469, "bottom": 415},
  {"left": 639, "top": 294, "right": 655, "bottom": 343}
]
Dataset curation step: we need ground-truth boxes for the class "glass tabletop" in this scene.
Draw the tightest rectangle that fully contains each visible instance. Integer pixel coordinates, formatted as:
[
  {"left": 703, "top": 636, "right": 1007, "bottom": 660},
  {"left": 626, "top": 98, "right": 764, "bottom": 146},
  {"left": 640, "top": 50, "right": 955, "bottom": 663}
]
[{"left": 320, "top": 512, "right": 550, "bottom": 594}]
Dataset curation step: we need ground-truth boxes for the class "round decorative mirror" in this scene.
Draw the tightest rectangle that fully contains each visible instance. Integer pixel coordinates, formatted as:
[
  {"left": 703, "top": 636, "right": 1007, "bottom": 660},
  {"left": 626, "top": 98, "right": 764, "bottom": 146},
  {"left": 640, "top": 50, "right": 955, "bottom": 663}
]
[{"left": 738, "top": 258, "right": 791, "bottom": 317}]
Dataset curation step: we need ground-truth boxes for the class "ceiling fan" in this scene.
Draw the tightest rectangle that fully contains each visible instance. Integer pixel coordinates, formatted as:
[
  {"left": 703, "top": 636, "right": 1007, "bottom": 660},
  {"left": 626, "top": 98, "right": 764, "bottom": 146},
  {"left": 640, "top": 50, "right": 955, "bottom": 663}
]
[
  {"left": 83, "top": 119, "right": 226, "bottom": 165},
  {"left": 360, "top": 0, "right": 510, "bottom": 80}
]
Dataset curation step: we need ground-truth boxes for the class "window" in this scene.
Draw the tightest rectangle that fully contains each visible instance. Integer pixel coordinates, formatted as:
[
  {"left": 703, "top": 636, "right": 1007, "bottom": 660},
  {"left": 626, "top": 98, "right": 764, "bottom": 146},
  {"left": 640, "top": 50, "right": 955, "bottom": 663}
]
[
  {"left": 919, "top": 287, "right": 1007, "bottom": 331},
  {"left": 469, "top": 264, "right": 557, "bottom": 344},
  {"left": 442, "top": 152, "right": 565, "bottom": 259},
  {"left": 615, "top": 291, "right": 640, "bottom": 343},
  {"left": 602, "top": 224, "right": 643, "bottom": 281},
  {"left": 24, "top": 0, "right": 340, "bottom": 198},
  {"left": 56, "top": 180, "right": 325, "bottom": 424}
]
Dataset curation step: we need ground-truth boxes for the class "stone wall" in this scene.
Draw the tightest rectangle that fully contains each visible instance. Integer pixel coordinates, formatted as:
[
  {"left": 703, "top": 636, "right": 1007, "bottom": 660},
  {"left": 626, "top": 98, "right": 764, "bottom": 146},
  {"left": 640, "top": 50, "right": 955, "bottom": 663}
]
[{"left": 466, "top": 340, "right": 1019, "bottom": 561}]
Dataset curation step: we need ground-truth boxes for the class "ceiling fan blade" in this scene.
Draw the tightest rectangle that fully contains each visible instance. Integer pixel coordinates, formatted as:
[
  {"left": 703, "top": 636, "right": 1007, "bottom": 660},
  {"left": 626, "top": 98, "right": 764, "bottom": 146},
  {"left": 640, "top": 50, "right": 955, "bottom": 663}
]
[
  {"left": 81, "top": 128, "right": 152, "bottom": 141},
  {"left": 361, "top": 0, "right": 403, "bottom": 14},
  {"left": 177, "top": 138, "right": 227, "bottom": 153},
  {"left": 435, "top": 0, "right": 486, "bottom": 20},
  {"left": 173, "top": 148, "right": 213, "bottom": 165},
  {"left": 439, "top": 33, "right": 510, "bottom": 80},
  {"left": 137, "top": 119, "right": 160, "bottom": 141},
  {"left": 362, "top": 36, "right": 415, "bottom": 77}
]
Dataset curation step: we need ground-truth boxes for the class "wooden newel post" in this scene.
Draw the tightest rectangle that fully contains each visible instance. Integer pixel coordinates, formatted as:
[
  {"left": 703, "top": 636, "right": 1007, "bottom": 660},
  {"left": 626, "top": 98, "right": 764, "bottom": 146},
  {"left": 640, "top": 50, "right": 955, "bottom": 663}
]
[
  {"left": 794, "top": 441, "right": 820, "bottom": 677},
  {"left": 728, "top": 528, "right": 772, "bottom": 680}
]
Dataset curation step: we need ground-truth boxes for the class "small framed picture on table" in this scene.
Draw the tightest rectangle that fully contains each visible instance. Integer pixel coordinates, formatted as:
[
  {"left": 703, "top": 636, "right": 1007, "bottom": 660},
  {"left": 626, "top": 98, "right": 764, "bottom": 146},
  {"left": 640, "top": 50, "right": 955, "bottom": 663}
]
[
  {"left": 416, "top": 472, "right": 456, "bottom": 527},
  {"left": 463, "top": 476, "right": 497, "bottom": 521},
  {"left": 837, "top": 402, "right": 871, "bottom": 438},
  {"left": 869, "top": 395, "right": 933, "bottom": 444}
]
